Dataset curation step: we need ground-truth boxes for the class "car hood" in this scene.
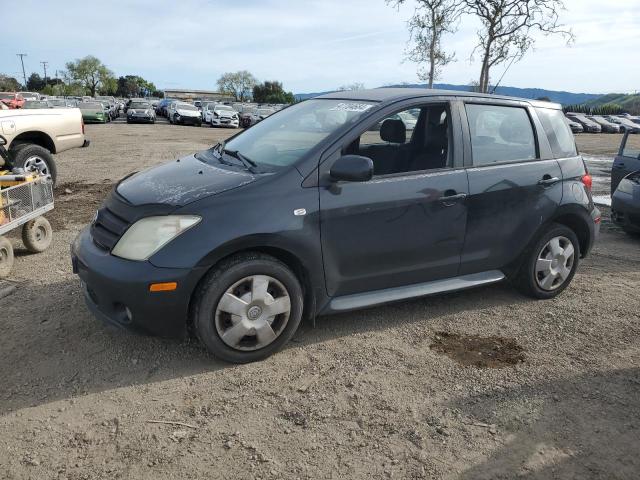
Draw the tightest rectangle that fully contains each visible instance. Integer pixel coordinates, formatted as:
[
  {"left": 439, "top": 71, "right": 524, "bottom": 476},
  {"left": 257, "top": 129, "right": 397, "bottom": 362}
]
[
  {"left": 177, "top": 108, "right": 200, "bottom": 116},
  {"left": 116, "top": 153, "right": 257, "bottom": 206},
  {"left": 216, "top": 110, "right": 236, "bottom": 117}
]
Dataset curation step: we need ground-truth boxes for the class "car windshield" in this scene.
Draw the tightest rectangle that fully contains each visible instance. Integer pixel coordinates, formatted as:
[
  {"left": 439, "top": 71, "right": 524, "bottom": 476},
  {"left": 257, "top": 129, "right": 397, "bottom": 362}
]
[
  {"left": 79, "top": 102, "right": 102, "bottom": 109},
  {"left": 215, "top": 106, "right": 234, "bottom": 112},
  {"left": 130, "top": 102, "right": 150, "bottom": 108},
  {"left": 199, "top": 99, "right": 376, "bottom": 171},
  {"left": 0, "top": 93, "right": 14, "bottom": 99},
  {"left": 178, "top": 104, "right": 198, "bottom": 111},
  {"left": 49, "top": 100, "right": 66, "bottom": 106}
]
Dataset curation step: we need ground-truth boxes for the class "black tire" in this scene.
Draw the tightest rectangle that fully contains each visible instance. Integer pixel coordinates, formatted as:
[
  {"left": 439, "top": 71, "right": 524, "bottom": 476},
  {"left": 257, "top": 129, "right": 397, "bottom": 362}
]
[
  {"left": 512, "top": 223, "right": 580, "bottom": 299},
  {"left": 10, "top": 144, "right": 58, "bottom": 185},
  {"left": 192, "top": 253, "right": 304, "bottom": 363},
  {"left": 22, "top": 217, "right": 53, "bottom": 253},
  {"left": 0, "top": 236, "right": 14, "bottom": 279}
]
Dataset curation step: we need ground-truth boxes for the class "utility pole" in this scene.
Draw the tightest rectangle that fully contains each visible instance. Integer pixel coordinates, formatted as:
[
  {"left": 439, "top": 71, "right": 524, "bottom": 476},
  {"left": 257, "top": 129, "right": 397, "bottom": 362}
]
[
  {"left": 40, "top": 61, "right": 49, "bottom": 85},
  {"left": 16, "top": 53, "right": 28, "bottom": 88}
]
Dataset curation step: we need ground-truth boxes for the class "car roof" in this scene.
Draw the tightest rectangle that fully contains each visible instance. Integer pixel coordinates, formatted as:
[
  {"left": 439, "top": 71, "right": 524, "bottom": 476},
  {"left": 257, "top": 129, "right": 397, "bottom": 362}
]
[{"left": 317, "top": 87, "right": 561, "bottom": 109}]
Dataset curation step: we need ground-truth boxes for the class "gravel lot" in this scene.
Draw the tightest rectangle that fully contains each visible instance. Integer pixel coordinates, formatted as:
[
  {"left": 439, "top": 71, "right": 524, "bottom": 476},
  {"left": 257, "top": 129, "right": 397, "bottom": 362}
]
[{"left": 1, "top": 125, "right": 638, "bottom": 479}]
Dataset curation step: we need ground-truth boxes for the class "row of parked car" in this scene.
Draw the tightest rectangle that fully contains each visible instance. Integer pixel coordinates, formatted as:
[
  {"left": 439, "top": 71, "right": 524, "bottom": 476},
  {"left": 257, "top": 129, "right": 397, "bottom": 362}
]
[
  {"left": 565, "top": 112, "right": 640, "bottom": 134},
  {"left": 154, "top": 98, "right": 282, "bottom": 128}
]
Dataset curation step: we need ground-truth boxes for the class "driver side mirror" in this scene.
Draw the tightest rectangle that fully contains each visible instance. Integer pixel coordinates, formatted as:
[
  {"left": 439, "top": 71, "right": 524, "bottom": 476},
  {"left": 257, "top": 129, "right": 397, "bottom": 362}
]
[{"left": 330, "top": 155, "right": 374, "bottom": 182}]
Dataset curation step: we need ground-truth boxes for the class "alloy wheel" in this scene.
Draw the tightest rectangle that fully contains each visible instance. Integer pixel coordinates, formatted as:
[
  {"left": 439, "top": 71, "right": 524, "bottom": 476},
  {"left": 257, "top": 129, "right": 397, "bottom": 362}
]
[
  {"left": 215, "top": 275, "right": 291, "bottom": 351},
  {"left": 535, "top": 236, "right": 575, "bottom": 291},
  {"left": 23, "top": 156, "right": 49, "bottom": 176}
]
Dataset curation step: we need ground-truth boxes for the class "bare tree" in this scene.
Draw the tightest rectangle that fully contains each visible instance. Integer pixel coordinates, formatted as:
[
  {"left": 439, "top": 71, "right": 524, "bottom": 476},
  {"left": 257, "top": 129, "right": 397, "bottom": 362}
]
[
  {"left": 337, "top": 82, "right": 365, "bottom": 91},
  {"left": 216, "top": 71, "right": 257, "bottom": 102},
  {"left": 389, "top": 0, "right": 461, "bottom": 88},
  {"left": 462, "top": 0, "right": 574, "bottom": 93}
]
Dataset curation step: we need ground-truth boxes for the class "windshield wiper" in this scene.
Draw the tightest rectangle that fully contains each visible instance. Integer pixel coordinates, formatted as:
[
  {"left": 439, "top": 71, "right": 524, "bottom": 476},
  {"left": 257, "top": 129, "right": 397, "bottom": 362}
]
[{"left": 223, "top": 148, "right": 259, "bottom": 173}]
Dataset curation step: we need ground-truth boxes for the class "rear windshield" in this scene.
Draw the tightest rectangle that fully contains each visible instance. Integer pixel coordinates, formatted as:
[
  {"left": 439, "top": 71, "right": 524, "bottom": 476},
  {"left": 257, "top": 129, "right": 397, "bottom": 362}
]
[
  {"left": 79, "top": 102, "right": 101, "bottom": 109},
  {"left": 536, "top": 108, "right": 578, "bottom": 158}
]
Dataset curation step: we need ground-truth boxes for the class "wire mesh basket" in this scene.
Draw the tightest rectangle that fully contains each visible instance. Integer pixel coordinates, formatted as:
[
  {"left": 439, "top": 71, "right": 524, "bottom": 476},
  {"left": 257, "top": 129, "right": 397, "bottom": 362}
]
[{"left": 0, "top": 177, "right": 54, "bottom": 235}]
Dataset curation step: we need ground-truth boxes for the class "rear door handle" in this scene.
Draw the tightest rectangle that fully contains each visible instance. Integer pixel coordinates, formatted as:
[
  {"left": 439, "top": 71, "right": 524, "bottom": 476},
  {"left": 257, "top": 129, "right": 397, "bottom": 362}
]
[
  {"left": 438, "top": 192, "right": 467, "bottom": 206},
  {"left": 538, "top": 176, "right": 560, "bottom": 186}
]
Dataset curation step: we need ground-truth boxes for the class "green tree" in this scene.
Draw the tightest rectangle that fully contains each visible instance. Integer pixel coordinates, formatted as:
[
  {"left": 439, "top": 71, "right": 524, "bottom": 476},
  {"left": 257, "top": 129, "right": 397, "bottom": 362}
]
[
  {"left": 115, "top": 75, "right": 160, "bottom": 98},
  {"left": 65, "top": 55, "right": 115, "bottom": 96},
  {"left": 0, "top": 74, "right": 22, "bottom": 91},
  {"left": 217, "top": 71, "right": 257, "bottom": 102},
  {"left": 252, "top": 81, "right": 294, "bottom": 104},
  {"left": 26, "top": 73, "right": 46, "bottom": 91}
]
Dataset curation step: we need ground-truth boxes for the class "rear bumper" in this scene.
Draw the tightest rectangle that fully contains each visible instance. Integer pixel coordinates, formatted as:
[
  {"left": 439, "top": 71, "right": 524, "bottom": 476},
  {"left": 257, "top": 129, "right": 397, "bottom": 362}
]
[{"left": 71, "top": 227, "right": 207, "bottom": 338}]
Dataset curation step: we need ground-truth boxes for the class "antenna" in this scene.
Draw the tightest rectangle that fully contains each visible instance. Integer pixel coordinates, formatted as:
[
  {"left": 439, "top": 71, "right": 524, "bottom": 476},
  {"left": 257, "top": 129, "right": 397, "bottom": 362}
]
[{"left": 16, "top": 53, "right": 28, "bottom": 88}]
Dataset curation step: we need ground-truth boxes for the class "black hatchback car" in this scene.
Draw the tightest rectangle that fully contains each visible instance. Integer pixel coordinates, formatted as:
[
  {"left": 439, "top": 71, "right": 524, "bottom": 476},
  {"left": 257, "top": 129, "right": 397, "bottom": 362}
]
[
  {"left": 611, "top": 130, "right": 640, "bottom": 233},
  {"left": 72, "top": 89, "right": 600, "bottom": 363}
]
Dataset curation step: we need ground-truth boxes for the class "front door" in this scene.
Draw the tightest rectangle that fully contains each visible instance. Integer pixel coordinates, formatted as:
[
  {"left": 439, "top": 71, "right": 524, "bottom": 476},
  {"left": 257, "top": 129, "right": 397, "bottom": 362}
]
[{"left": 319, "top": 102, "right": 469, "bottom": 297}]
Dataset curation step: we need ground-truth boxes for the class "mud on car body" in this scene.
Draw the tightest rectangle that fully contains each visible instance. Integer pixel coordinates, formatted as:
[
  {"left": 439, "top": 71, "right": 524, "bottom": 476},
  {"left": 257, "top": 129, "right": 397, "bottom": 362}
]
[{"left": 72, "top": 89, "right": 600, "bottom": 363}]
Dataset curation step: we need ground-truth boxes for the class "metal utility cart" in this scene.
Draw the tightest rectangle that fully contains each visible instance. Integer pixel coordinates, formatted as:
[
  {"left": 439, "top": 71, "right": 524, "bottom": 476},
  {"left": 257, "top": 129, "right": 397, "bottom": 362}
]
[{"left": 0, "top": 137, "right": 54, "bottom": 278}]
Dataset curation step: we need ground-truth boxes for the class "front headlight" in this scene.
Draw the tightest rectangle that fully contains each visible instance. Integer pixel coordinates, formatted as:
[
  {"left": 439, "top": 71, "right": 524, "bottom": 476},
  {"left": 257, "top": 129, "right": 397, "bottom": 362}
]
[
  {"left": 145, "top": 109, "right": 151, "bottom": 115},
  {"left": 617, "top": 178, "right": 636, "bottom": 195},
  {"left": 129, "top": 109, "right": 137, "bottom": 114},
  {"left": 112, "top": 215, "right": 201, "bottom": 261}
]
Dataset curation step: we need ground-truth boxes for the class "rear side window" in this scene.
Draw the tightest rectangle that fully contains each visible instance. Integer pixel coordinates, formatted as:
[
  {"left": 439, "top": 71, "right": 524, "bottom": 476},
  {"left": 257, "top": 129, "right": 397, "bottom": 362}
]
[
  {"left": 623, "top": 132, "right": 640, "bottom": 159},
  {"left": 536, "top": 108, "right": 578, "bottom": 158},
  {"left": 466, "top": 104, "right": 536, "bottom": 166}
]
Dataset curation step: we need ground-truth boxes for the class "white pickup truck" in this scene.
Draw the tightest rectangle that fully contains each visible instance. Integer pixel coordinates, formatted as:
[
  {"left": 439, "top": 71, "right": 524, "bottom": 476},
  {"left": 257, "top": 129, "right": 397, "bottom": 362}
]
[{"left": 0, "top": 108, "right": 90, "bottom": 184}]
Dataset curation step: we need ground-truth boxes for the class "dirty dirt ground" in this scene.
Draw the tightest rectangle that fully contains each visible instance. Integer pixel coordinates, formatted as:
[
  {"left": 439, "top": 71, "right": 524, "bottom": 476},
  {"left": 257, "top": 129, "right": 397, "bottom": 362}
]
[{"left": 1, "top": 125, "right": 638, "bottom": 479}]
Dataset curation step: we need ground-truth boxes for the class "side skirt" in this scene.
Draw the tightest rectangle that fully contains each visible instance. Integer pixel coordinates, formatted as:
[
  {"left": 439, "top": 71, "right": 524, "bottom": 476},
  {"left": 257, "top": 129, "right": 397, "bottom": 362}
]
[{"left": 325, "top": 270, "right": 505, "bottom": 313}]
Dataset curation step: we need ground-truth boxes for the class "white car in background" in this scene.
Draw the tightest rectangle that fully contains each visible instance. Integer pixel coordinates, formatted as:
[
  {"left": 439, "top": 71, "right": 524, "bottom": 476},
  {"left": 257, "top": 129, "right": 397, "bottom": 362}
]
[
  {"left": 207, "top": 104, "right": 239, "bottom": 128},
  {"left": 167, "top": 101, "right": 203, "bottom": 126}
]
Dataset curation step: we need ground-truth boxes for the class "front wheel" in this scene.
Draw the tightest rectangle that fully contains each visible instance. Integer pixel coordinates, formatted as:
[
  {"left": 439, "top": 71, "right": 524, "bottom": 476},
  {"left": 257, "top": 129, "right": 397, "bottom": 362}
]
[
  {"left": 512, "top": 223, "right": 580, "bottom": 299},
  {"left": 192, "top": 253, "right": 304, "bottom": 363},
  {"left": 10, "top": 144, "right": 58, "bottom": 185},
  {"left": 22, "top": 217, "right": 53, "bottom": 253}
]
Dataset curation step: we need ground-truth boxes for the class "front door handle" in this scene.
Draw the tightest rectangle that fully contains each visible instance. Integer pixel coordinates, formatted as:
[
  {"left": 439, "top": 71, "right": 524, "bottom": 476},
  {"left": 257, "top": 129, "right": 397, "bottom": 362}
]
[
  {"left": 438, "top": 192, "right": 467, "bottom": 206},
  {"left": 538, "top": 176, "right": 560, "bottom": 186}
]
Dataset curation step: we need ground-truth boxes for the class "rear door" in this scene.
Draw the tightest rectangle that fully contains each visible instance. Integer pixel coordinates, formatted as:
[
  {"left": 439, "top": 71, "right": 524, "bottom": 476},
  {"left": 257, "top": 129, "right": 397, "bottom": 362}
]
[
  {"left": 460, "top": 101, "right": 563, "bottom": 275},
  {"left": 612, "top": 131, "right": 640, "bottom": 194}
]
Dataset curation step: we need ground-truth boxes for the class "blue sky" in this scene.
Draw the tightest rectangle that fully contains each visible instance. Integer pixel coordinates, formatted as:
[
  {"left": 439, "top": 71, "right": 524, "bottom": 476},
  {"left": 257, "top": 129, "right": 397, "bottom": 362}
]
[{"left": 2, "top": 0, "right": 639, "bottom": 94}]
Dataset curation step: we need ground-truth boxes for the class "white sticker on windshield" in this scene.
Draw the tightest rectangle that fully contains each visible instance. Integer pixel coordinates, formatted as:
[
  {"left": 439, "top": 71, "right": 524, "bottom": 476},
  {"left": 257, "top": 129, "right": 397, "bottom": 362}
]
[{"left": 329, "top": 102, "right": 373, "bottom": 113}]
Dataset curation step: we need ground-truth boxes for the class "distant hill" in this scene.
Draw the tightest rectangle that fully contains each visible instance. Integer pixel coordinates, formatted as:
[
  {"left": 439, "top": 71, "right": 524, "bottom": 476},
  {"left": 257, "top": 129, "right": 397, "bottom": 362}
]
[
  {"left": 295, "top": 83, "right": 603, "bottom": 106},
  {"left": 584, "top": 93, "right": 640, "bottom": 114}
]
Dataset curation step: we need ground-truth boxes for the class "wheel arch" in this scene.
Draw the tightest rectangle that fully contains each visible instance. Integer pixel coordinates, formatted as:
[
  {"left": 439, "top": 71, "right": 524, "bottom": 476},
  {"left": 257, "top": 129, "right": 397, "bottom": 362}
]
[
  {"left": 187, "top": 237, "right": 320, "bottom": 330},
  {"left": 551, "top": 208, "right": 594, "bottom": 258},
  {"left": 9, "top": 131, "right": 56, "bottom": 154}
]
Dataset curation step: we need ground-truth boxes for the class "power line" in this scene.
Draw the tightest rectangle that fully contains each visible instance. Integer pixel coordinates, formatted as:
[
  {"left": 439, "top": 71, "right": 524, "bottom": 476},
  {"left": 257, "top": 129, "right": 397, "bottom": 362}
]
[{"left": 16, "top": 53, "right": 28, "bottom": 88}]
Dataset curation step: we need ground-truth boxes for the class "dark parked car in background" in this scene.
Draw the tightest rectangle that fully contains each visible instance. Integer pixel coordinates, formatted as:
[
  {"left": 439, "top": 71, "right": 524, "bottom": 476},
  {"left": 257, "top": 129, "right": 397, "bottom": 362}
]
[
  {"left": 126, "top": 100, "right": 156, "bottom": 124},
  {"left": 72, "top": 89, "right": 600, "bottom": 363},
  {"left": 611, "top": 131, "right": 640, "bottom": 234},
  {"left": 566, "top": 113, "right": 602, "bottom": 133},
  {"left": 588, "top": 115, "right": 621, "bottom": 133}
]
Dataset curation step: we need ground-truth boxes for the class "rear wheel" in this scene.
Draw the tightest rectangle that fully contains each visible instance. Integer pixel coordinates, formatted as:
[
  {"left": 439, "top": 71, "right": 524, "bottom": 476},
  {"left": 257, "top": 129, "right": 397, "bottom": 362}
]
[
  {"left": 22, "top": 217, "right": 53, "bottom": 253},
  {"left": 513, "top": 223, "right": 580, "bottom": 299},
  {"left": 10, "top": 144, "right": 58, "bottom": 185},
  {"left": 193, "top": 253, "right": 304, "bottom": 363},
  {"left": 0, "top": 236, "right": 14, "bottom": 278}
]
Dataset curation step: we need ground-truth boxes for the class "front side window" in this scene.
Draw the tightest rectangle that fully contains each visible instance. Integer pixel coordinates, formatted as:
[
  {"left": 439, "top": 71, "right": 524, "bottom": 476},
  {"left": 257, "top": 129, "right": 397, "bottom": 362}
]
[
  {"left": 344, "top": 104, "right": 450, "bottom": 176},
  {"left": 215, "top": 99, "right": 376, "bottom": 170},
  {"left": 536, "top": 107, "right": 578, "bottom": 158},
  {"left": 466, "top": 104, "right": 536, "bottom": 166},
  {"left": 623, "top": 132, "right": 640, "bottom": 159}
]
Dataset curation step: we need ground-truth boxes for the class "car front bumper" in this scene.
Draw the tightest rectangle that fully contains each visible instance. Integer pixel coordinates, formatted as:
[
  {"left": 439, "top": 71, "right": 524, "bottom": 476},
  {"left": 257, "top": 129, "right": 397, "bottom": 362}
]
[
  {"left": 71, "top": 227, "right": 207, "bottom": 338},
  {"left": 211, "top": 118, "right": 239, "bottom": 127},
  {"left": 176, "top": 115, "right": 201, "bottom": 125},
  {"left": 612, "top": 191, "right": 640, "bottom": 232},
  {"left": 127, "top": 114, "right": 155, "bottom": 123}
]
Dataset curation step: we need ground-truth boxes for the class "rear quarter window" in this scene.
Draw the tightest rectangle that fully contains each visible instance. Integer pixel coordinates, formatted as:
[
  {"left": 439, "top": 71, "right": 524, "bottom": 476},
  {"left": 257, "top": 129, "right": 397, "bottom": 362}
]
[{"left": 536, "top": 108, "right": 578, "bottom": 158}]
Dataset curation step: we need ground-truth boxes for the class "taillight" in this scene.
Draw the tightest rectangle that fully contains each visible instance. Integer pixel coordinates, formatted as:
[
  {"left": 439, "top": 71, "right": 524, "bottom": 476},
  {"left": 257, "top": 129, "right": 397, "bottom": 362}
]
[{"left": 582, "top": 174, "right": 592, "bottom": 191}]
